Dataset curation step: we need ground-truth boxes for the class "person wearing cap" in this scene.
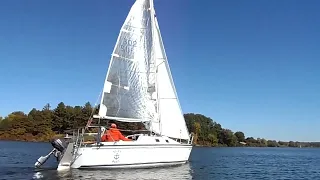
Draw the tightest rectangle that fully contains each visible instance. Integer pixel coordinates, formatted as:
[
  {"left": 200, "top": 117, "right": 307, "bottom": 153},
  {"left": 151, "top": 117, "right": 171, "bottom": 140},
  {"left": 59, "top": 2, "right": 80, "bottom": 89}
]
[{"left": 101, "top": 123, "right": 132, "bottom": 142}]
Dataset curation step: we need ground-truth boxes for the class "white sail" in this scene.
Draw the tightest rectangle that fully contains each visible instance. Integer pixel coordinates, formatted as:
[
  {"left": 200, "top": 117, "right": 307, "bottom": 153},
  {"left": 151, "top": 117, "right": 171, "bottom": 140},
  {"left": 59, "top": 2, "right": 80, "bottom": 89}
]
[
  {"left": 149, "top": 4, "right": 190, "bottom": 140},
  {"left": 99, "top": 0, "right": 156, "bottom": 122},
  {"left": 99, "top": 0, "right": 189, "bottom": 140}
]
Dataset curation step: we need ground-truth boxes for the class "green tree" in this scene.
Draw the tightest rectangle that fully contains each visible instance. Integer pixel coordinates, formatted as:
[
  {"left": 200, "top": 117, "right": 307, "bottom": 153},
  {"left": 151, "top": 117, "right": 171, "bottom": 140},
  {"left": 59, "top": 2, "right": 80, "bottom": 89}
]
[
  {"left": 81, "top": 102, "right": 94, "bottom": 127},
  {"left": 234, "top": 131, "right": 245, "bottom": 142},
  {"left": 0, "top": 117, "right": 9, "bottom": 131},
  {"left": 28, "top": 106, "right": 53, "bottom": 136},
  {"left": 5, "top": 112, "right": 32, "bottom": 138},
  {"left": 43, "top": 103, "right": 51, "bottom": 111},
  {"left": 52, "top": 102, "right": 67, "bottom": 133},
  {"left": 220, "top": 129, "right": 237, "bottom": 147},
  {"left": 245, "top": 137, "right": 258, "bottom": 146},
  {"left": 288, "top": 141, "right": 296, "bottom": 147},
  {"left": 267, "top": 140, "right": 279, "bottom": 147},
  {"left": 208, "top": 133, "right": 218, "bottom": 146},
  {"left": 278, "top": 141, "right": 288, "bottom": 147},
  {"left": 260, "top": 138, "right": 267, "bottom": 147},
  {"left": 193, "top": 122, "right": 201, "bottom": 144},
  {"left": 72, "top": 106, "right": 83, "bottom": 129}
]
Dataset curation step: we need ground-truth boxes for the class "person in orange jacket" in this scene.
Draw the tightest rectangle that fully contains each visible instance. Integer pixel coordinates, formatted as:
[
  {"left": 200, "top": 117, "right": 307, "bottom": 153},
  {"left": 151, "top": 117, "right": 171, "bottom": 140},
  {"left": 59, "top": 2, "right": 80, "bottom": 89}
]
[{"left": 101, "top": 123, "right": 132, "bottom": 142}]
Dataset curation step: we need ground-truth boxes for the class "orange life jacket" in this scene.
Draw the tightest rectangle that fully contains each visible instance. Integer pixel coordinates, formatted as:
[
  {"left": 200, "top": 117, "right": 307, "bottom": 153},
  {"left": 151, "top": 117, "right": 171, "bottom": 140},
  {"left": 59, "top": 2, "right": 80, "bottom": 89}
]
[{"left": 101, "top": 128, "right": 132, "bottom": 142}]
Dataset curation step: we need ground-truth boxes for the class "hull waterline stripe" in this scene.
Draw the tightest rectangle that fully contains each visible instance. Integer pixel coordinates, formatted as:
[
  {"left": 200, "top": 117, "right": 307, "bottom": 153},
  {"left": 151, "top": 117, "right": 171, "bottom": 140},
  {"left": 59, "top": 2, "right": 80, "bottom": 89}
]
[{"left": 79, "top": 161, "right": 187, "bottom": 168}]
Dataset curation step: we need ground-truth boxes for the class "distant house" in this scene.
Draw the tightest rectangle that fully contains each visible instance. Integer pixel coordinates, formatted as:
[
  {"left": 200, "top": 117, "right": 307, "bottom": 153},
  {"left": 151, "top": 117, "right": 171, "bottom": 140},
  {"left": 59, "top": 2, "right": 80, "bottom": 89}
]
[{"left": 239, "top": 142, "right": 247, "bottom": 146}]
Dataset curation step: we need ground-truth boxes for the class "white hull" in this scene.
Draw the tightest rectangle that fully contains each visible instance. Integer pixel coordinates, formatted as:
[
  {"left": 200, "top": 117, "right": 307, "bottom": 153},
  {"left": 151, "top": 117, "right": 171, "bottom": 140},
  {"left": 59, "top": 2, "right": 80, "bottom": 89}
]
[{"left": 57, "top": 135, "right": 193, "bottom": 170}]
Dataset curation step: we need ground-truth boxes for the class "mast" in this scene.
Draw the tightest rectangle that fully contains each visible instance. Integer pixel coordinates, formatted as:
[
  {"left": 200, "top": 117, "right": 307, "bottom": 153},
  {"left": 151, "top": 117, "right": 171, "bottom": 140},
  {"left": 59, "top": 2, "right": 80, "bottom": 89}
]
[{"left": 149, "top": 0, "right": 161, "bottom": 135}]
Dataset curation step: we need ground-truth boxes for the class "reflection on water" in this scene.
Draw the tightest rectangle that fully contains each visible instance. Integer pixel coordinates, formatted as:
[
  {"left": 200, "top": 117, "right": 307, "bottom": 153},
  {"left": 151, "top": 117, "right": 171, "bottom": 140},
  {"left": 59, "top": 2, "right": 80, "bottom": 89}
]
[{"left": 33, "top": 164, "right": 193, "bottom": 180}]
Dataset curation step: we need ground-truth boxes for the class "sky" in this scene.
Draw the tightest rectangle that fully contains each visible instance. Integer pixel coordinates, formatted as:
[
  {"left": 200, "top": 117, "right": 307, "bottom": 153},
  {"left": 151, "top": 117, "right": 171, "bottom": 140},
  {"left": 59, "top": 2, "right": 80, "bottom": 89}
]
[{"left": 0, "top": 0, "right": 319, "bottom": 142}]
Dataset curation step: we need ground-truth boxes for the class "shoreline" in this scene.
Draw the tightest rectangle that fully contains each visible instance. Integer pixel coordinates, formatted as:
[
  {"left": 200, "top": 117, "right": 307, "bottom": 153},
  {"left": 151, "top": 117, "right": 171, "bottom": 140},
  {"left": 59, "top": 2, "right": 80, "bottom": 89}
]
[{"left": 0, "top": 134, "right": 64, "bottom": 143}]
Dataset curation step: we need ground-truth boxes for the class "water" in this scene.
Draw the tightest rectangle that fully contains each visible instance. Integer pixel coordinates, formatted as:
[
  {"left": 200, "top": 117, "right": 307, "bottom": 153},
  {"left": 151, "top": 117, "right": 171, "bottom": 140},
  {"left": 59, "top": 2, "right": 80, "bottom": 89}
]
[{"left": 1, "top": 141, "right": 320, "bottom": 180}]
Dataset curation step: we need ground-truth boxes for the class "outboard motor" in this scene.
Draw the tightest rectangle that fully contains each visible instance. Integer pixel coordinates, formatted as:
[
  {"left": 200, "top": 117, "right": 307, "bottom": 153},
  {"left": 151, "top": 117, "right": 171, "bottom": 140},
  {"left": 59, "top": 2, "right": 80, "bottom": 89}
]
[
  {"left": 51, "top": 138, "right": 68, "bottom": 162},
  {"left": 51, "top": 138, "right": 67, "bottom": 152},
  {"left": 34, "top": 149, "right": 55, "bottom": 168},
  {"left": 34, "top": 138, "right": 68, "bottom": 168}
]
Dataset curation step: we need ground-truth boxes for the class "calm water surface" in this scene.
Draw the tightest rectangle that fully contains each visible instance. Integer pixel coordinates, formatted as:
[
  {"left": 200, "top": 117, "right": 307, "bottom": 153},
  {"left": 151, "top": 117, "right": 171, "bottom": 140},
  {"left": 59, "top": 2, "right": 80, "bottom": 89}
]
[{"left": 1, "top": 141, "right": 320, "bottom": 180}]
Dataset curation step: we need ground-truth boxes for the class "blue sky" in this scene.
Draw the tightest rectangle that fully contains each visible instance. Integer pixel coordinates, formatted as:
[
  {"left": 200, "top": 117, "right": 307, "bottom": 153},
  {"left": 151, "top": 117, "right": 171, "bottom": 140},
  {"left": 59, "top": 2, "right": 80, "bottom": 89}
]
[{"left": 0, "top": 0, "right": 319, "bottom": 142}]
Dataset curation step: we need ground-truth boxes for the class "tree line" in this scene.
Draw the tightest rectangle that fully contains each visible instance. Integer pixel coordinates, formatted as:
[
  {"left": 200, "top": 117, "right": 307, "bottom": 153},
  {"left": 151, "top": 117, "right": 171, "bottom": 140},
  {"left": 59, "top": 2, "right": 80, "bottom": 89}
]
[
  {"left": 0, "top": 102, "right": 319, "bottom": 147},
  {"left": 184, "top": 113, "right": 320, "bottom": 148}
]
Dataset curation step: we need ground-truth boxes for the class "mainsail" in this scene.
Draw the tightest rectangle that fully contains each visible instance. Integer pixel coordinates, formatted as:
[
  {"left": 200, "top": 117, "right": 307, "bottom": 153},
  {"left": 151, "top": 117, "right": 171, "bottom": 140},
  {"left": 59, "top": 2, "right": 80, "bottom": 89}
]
[
  {"left": 98, "top": 0, "right": 190, "bottom": 140},
  {"left": 99, "top": 0, "right": 156, "bottom": 122}
]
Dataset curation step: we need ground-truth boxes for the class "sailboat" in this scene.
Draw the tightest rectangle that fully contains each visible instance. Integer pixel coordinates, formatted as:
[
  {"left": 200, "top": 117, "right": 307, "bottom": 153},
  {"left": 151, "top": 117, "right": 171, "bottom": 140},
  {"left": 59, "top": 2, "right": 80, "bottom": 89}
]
[{"left": 34, "top": 0, "right": 193, "bottom": 170}]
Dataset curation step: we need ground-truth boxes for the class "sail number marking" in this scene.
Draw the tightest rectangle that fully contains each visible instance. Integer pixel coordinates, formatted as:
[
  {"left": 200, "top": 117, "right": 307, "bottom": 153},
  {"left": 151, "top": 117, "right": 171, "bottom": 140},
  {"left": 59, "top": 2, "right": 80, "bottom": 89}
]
[
  {"left": 123, "top": 38, "right": 137, "bottom": 47},
  {"left": 120, "top": 38, "right": 137, "bottom": 54}
]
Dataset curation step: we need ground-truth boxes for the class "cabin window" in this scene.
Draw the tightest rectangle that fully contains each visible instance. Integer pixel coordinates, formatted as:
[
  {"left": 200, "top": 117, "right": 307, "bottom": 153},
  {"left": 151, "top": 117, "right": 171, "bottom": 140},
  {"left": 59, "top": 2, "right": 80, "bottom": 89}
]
[
  {"left": 165, "top": 140, "right": 169, "bottom": 143},
  {"left": 155, "top": 139, "right": 160, "bottom": 142}
]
